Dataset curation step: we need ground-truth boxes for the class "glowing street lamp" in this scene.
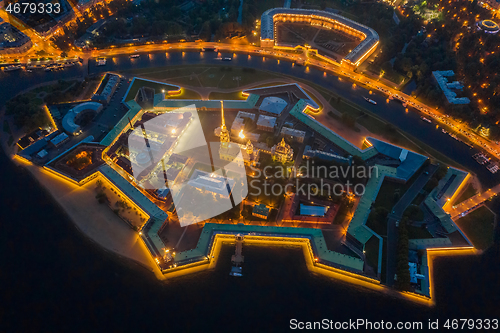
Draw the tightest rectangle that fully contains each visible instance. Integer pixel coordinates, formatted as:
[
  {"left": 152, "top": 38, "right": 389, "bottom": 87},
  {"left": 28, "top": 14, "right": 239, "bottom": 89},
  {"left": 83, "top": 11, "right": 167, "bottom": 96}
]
[{"left": 239, "top": 130, "right": 245, "bottom": 139}]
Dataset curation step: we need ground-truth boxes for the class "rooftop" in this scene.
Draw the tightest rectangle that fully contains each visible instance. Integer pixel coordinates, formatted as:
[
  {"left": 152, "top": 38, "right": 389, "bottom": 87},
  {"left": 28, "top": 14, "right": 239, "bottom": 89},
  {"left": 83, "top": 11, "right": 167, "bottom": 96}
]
[{"left": 260, "top": 8, "right": 379, "bottom": 65}]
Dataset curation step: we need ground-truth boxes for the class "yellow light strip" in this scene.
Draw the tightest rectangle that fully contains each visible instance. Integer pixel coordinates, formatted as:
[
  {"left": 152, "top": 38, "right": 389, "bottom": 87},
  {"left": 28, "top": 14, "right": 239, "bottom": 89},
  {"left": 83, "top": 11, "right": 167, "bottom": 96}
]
[
  {"left": 443, "top": 173, "right": 470, "bottom": 211},
  {"left": 44, "top": 105, "right": 58, "bottom": 130}
]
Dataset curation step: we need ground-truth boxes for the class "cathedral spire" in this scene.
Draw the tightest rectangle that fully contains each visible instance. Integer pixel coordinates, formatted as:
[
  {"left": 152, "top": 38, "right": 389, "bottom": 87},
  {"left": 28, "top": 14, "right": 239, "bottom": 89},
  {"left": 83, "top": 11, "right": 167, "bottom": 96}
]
[
  {"left": 220, "top": 100, "right": 226, "bottom": 129},
  {"left": 219, "top": 100, "right": 230, "bottom": 146}
]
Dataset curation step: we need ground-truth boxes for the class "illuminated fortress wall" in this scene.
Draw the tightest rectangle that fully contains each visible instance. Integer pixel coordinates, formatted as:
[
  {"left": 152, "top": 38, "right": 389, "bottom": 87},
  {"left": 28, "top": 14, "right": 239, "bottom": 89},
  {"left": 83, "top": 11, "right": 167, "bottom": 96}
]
[{"left": 260, "top": 8, "right": 379, "bottom": 69}]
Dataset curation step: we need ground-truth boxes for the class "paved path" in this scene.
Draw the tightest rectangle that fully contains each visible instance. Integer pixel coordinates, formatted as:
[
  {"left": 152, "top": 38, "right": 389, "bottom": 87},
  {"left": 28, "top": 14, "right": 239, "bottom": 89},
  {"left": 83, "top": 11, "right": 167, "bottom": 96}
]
[{"left": 447, "top": 184, "right": 500, "bottom": 219}]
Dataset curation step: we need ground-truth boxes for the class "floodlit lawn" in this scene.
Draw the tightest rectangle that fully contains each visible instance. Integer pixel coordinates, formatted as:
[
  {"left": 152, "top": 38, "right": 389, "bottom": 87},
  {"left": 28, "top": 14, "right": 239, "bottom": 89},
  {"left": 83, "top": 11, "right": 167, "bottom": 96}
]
[
  {"left": 208, "top": 91, "right": 247, "bottom": 100},
  {"left": 455, "top": 206, "right": 495, "bottom": 250},
  {"left": 407, "top": 225, "right": 433, "bottom": 239},
  {"left": 125, "top": 78, "right": 179, "bottom": 101},
  {"left": 454, "top": 184, "right": 477, "bottom": 205},
  {"left": 364, "top": 235, "right": 380, "bottom": 271}
]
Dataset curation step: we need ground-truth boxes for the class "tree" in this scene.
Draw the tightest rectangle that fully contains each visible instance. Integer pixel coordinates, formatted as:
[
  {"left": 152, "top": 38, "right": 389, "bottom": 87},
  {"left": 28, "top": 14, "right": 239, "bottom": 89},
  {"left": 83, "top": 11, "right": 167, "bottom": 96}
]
[
  {"left": 424, "top": 177, "right": 439, "bottom": 192},
  {"left": 435, "top": 164, "right": 448, "bottom": 180},
  {"left": 395, "top": 218, "right": 411, "bottom": 291},
  {"left": 95, "top": 191, "right": 108, "bottom": 204},
  {"left": 404, "top": 205, "right": 424, "bottom": 221}
]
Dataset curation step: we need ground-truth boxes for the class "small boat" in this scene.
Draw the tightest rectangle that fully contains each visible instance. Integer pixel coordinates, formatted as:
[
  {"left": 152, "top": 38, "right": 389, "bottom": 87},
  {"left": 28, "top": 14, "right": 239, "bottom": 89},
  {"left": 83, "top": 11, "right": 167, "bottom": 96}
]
[
  {"left": 364, "top": 97, "right": 377, "bottom": 105},
  {"left": 3, "top": 65, "right": 22, "bottom": 72},
  {"left": 421, "top": 116, "right": 431, "bottom": 123},
  {"left": 222, "top": 57, "right": 232, "bottom": 61},
  {"left": 96, "top": 58, "right": 106, "bottom": 66},
  {"left": 130, "top": 54, "right": 140, "bottom": 58}
]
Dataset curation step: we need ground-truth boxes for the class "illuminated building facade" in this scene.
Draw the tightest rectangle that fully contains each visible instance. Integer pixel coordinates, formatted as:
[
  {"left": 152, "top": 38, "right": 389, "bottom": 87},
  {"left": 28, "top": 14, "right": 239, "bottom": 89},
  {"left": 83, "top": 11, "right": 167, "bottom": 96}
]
[
  {"left": 260, "top": 8, "right": 379, "bottom": 69},
  {"left": 218, "top": 103, "right": 259, "bottom": 167},
  {"left": 271, "top": 138, "right": 294, "bottom": 164}
]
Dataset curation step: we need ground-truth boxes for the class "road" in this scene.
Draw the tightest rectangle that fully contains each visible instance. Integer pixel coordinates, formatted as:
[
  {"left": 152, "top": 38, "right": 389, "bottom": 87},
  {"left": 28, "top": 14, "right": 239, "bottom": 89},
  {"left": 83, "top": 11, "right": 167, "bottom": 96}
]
[{"left": 385, "top": 164, "right": 437, "bottom": 287}]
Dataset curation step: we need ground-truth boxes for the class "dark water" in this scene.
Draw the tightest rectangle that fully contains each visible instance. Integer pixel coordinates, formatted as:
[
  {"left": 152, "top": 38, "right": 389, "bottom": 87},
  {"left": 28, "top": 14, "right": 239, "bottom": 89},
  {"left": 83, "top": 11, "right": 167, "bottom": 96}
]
[{"left": 0, "top": 149, "right": 499, "bottom": 331}]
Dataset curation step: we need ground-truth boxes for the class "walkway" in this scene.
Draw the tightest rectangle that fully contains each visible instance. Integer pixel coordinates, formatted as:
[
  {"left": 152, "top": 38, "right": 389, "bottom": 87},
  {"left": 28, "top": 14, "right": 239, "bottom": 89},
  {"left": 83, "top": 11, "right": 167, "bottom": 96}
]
[{"left": 447, "top": 184, "right": 500, "bottom": 219}]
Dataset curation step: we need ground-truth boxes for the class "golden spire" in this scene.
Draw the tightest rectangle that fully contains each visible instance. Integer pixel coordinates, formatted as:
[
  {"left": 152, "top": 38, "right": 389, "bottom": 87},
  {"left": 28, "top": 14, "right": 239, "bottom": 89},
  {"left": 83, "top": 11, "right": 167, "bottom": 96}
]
[
  {"left": 219, "top": 100, "right": 230, "bottom": 146},
  {"left": 220, "top": 100, "right": 226, "bottom": 129}
]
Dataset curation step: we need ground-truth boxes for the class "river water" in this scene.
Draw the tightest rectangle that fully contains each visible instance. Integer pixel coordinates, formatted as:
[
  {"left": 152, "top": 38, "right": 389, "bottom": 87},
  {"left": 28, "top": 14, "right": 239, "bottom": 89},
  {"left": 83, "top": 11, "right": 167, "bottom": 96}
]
[{"left": 1, "top": 52, "right": 499, "bottom": 331}]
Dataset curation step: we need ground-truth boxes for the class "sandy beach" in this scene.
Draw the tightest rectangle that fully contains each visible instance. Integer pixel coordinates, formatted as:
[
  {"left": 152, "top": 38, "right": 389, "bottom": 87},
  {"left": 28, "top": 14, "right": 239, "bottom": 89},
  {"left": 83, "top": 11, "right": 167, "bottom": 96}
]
[{"left": 16, "top": 158, "right": 166, "bottom": 280}]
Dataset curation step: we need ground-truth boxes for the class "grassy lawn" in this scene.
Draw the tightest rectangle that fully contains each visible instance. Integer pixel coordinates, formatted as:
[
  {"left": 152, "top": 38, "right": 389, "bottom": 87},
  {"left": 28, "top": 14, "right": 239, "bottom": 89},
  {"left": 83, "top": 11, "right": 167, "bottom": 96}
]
[
  {"left": 455, "top": 206, "right": 495, "bottom": 250},
  {"left": 3, "top": 121, "right": 11, "bottom": 135},
  {"left": 407, "top": 225, "right": 433, "bottom": 239},
  {"left": 366, "top": 63, "right": 406, "bottom": 86},
  {"left": 208, "top": 91, "right": 247, "bottom": 100},
  {"left": 364, "top": 235, "right": 380, "bottom": 271},
  {"left": 125, "top": 78, "right": 179, "bottom": 101},
  {"left": 130, "top": 65, "right": 283, "bottom": 90},
  {"left": 217, "top": 68, "right": 281, "bottom": 89},
  {"left": 123, "top": 66, "right": 208, "bottom": 87},
  {"left": 454, "top": 184, "right": 477, "bottom": 205},
  {"left": 332, "top": 99, "right": 365, "bottom": 118},
  {"left": 82, "top": 78, "right": 102, "bottom": 100}
]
